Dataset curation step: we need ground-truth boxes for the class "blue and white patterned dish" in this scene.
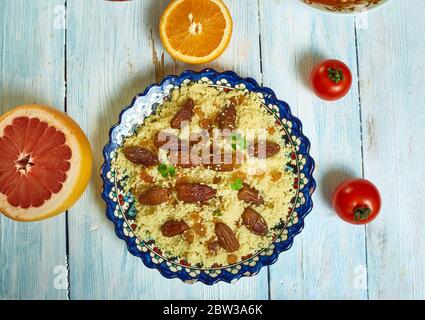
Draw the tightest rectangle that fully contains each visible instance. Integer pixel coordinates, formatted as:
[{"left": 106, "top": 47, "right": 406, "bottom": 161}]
[{"left": 101, "top": 69, "right": 316, "bottom": 285}]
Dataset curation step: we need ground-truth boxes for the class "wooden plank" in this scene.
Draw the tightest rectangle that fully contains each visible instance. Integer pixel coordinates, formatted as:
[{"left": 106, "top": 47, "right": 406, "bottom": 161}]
[
  {"left": 356, "top": 0, "right": 425, "bottom": 299},
  {"left": 258, "top": 0, "right": 367, "bottom": 299},
  {"left": 66, "top": 0, "right": 268, "bottom": 299},
  {"left": 0, "top": 0, "right": 67, "bottom": 299}
]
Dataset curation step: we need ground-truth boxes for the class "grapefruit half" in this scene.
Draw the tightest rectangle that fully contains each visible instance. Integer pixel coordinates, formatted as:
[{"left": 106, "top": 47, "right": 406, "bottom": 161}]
[{"left": 0, "top": 105, "right": 93, "bottom": 222}]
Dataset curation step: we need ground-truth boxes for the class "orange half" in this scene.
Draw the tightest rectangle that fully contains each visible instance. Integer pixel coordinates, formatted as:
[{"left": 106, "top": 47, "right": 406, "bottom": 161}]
[{"left": 160, "top": 0, "right": 233, "bottom": 64}]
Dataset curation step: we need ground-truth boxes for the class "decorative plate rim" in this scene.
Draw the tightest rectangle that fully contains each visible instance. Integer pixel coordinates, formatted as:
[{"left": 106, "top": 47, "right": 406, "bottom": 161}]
[
  {"left": 101, "top": 69, "right": 316, "bottom": 285},
  {"left": 295, "top": 0, "right": 390, "bottom": 15}
]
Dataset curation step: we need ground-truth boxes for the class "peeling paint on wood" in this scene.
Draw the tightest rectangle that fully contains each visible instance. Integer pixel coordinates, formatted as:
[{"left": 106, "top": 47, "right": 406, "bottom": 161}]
[{"left": 150, "top": 28, "right": 165, "bottom": 83}]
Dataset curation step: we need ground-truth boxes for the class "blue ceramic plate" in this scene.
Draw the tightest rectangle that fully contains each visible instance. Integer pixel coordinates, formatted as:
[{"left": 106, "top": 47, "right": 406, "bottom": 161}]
[{"left": 101, "top": 69, "right": 315, "bottom": 284}]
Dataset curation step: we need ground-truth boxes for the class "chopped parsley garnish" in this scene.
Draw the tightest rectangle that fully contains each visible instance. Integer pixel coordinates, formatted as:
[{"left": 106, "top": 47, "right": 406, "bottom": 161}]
[
  {"left": 157, "top": 163, "right": 176, "bottom": 178},
  {"left": 168, "top": 165, "right": 176, "bottom": 177},
  {"left": 157, "top": 164, "right": 168, "bottom": 177},
  {"left": 213, "top": 209, "right": 223, "bottom": 217},
  {"left": 231, "top": 133, "right": 247, "bottom": 150},
  {"left": 230, "top": 178, "right": 243, "bottom": 190}
]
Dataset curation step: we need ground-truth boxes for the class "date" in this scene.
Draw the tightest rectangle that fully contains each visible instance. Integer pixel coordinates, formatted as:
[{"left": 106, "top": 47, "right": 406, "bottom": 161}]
[
  {"left": 176, "top": 183, "right": 217, "bottom": 203},
  {"left": 138, "top": 188, "right": 170, "bottom": 206},
  {"left": 154, "top": 131, "right": 188, "bottom": 151},
  {"left": 170, "top": 98, "right": 195, "bottom": 129},
  {"left": 215, "top": 222, "right": 240, "bottom": 252},
  {"left": 242, "top": 207, "right": 268, "bottom": 236},
  {"left": 238, "top": 184, "right": 264, "bottom": 205},
  {"left": 248, "top": 141, "right": 281, "bottom": 158},
  {"left": 161, "top": 220, "right": 190, "bottom": 237},
  {"left": 217, "top": 103, "right": 237, "bottom": 131},
  {"left": 124, "top": 146, "right": 159, "bottom": 166}
]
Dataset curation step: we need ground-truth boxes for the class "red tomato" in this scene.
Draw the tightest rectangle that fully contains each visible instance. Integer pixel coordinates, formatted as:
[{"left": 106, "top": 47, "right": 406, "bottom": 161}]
[
  {"left": 310, "top": 59, "right": 352, "bottom": 101},
  {"left": 332, "top": 179, "right": 381, "bottom": 225}
]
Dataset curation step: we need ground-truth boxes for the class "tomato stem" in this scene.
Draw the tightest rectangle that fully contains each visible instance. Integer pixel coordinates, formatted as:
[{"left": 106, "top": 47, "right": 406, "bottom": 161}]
[
  {"left": 354, "top": 207, "right": 371, "bottom": 222},
  {"left": 327, "top": 67, "right": 345, "bottom": 84}
]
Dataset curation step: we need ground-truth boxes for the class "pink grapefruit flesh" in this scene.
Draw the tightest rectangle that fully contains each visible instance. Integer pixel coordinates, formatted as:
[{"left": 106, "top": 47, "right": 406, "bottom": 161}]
[
  {"left": 0, "top": 117, "right": 72, "bottom": 209},
  {"left": 0, "top": 105, "right": 93, "bottom": 222}
]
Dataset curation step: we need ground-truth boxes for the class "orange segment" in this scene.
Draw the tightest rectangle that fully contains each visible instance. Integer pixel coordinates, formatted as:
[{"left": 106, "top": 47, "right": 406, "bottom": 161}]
[{"left": 160, "top": 0, "right": 233, "bottom": 64}]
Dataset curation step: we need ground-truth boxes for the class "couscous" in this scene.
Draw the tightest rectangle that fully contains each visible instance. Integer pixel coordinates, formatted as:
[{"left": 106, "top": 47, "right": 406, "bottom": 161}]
[{"left": 113, "top": 83, "right": 297, "bottom": 268}]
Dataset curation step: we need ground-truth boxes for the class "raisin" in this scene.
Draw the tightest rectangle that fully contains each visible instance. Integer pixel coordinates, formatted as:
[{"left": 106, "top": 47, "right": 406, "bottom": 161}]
[
  {"left": 190, "top": 211, "right": 201, "bottom": 222},
  {"left": 206, "top": 237, "right": 220, "bottom": 255},
  {"left": 183, "top": 230, "right": 195, "bottom": 244},
  {"left": 140, "top": 169, "right": 154, "bottom": 184},
  {"left": 175, "top": 175, "right": 190, "bottom": 187},
  {"left": 227, "top": 254, "right": 238, "bottom": 265},
  {"left": 267, "top": 126, "right": 276, "bottom": 134},
  {"left": 193, "top": 106, "right": 205, "bottom": 118},
  {"left": 199, "top": 118, "right": 213, "bottom": 130},
  {"left": 192, "top": 222, "right": 207, "bottom": 237},
  {"left": 270, "top": 170, "right": 282, "bottom": 182},
  {"left": 213, "top": 176, "right": 222, "bottom": 184}
]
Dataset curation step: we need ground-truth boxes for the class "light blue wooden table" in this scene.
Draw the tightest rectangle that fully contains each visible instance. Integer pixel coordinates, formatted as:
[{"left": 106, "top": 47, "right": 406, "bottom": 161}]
[{"left": 1, "top": 0, "right": 424, "bottom": 300}]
